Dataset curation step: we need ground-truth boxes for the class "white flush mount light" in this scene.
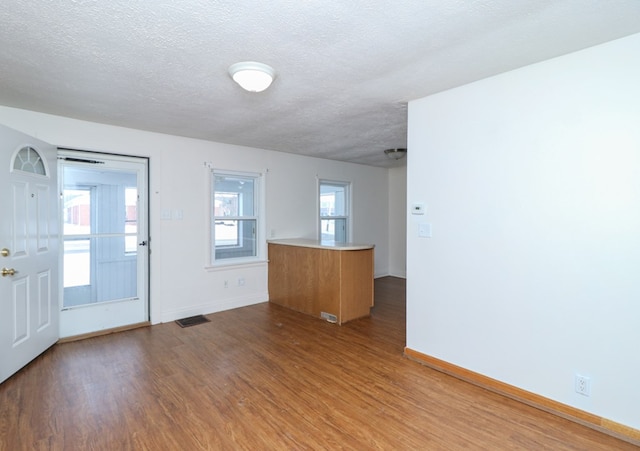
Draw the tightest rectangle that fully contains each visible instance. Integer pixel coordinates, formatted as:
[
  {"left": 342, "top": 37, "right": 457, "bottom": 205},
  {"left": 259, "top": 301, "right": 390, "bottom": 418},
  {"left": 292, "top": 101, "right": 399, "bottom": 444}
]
[
  {"left": 384, "top": 148, "right": 407, "bottom": 160},
  {"left": 228, "top": 61, "right": 275, "bottom": 92}
]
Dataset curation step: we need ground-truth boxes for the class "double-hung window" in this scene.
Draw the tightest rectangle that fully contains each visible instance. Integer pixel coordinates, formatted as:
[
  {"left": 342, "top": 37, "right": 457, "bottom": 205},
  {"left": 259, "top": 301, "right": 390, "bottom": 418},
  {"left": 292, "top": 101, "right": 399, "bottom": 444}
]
[
  {"left": 211, "top": 170, "right": 261, "bottom": 264},
  {"left": 319, "top": 180, "right": 350, "bottom": 243}
]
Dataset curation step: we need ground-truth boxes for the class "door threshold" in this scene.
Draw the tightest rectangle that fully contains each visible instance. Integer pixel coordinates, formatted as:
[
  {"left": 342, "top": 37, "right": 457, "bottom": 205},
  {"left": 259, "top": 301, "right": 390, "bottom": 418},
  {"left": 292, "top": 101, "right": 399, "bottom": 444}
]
[{"left": 57, "top": 321, "right": 151, "bottom": 343}]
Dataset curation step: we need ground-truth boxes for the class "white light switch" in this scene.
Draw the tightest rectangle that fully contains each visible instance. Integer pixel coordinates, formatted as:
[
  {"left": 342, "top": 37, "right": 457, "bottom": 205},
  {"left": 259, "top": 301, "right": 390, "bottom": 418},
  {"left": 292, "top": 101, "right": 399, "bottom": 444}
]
[{"left": 418, "top": 223, "right": 432, "bottom": 238}]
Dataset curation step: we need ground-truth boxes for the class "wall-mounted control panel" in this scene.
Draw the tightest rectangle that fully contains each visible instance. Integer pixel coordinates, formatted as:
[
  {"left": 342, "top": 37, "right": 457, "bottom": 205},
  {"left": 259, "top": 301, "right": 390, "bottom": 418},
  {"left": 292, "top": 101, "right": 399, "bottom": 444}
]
[{"left": 411, "top": 203, "right": 426, "bottom": 215}]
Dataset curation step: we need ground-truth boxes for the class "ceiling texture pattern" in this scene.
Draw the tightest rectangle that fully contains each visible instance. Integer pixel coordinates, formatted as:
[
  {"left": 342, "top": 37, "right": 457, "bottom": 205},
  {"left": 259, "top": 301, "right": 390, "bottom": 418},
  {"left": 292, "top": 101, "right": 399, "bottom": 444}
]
[{"left": 1, "top": 1, "right": 640, "bottom": 167}]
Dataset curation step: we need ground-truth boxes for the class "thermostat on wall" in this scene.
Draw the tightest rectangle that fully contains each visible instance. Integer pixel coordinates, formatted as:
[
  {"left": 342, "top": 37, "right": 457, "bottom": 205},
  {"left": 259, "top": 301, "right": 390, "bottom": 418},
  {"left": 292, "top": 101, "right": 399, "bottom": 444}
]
[{"left": 411, "top": 203, "right": 426, "bottom": 215}]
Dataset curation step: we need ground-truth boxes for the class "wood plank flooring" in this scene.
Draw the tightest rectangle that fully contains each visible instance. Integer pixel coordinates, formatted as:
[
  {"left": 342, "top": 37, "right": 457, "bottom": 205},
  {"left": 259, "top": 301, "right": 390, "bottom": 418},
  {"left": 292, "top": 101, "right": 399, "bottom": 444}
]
[{"left": 0, "top": 277, "right": 635, "bottom": 450}]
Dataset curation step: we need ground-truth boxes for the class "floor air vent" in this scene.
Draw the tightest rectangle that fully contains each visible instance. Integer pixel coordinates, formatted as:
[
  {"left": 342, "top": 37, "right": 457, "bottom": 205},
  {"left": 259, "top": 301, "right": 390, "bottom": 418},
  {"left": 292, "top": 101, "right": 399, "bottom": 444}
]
[
  {"left": 175, "top": 315, "right": 210, "bottom": 328},
  {"left": 320, "top": 312, "right": 338, "bottom": 323}
]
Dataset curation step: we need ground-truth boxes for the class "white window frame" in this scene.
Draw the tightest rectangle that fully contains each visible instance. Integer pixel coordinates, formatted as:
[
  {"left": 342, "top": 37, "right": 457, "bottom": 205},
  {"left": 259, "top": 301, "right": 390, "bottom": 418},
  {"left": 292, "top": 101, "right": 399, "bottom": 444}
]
[
  {"left": 209, "top": 168, "right": 264, "bottom": 266},
  {"left": 318, "top": 179, "right": 351, "bottom": 243}
]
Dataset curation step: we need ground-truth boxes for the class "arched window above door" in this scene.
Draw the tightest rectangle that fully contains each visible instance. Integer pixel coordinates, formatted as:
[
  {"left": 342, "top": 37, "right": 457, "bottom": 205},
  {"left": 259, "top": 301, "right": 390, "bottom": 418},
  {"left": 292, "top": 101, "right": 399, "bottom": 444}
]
[{"left": 13, "top": 146, "right": 47, "bottom": 176}]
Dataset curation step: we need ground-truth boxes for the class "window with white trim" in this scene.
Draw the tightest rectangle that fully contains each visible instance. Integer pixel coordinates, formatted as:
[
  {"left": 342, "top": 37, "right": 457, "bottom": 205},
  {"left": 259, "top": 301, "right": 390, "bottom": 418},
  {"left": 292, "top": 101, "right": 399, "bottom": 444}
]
[
  {"left": 211, "top": 170, "right": 261, "bottom": 264},
  {"left": 319, "top": 180, "right": 350, "bottom": 243}
]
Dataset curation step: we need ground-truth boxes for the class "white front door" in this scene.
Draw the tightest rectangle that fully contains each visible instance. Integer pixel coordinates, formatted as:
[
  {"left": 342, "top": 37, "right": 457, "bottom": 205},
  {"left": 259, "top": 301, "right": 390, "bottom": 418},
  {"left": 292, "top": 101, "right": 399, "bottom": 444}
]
[
  {"left": 0, "top": 124, "right": 59, "bottom": 384},
  {"left": 58, "top": 151, "right": 149, "bottom": 337}
]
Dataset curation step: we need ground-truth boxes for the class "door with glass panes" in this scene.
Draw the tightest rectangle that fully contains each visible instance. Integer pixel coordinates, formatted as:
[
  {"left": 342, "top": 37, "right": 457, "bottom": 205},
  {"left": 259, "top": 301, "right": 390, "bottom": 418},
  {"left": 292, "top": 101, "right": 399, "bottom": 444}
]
[
  {"left": 0, "top": 124, "right": 59, "bottom": 383},
  {"left": 59, "top": 151, "right": 148, "bottom": 338}
]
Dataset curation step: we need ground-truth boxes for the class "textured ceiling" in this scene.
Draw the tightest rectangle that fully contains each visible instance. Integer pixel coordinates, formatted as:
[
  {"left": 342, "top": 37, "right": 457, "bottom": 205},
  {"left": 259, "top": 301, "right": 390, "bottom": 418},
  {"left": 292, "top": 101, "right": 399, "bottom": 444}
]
[{"left": 1, "top": 1, "right": 639, "bottom": 167}]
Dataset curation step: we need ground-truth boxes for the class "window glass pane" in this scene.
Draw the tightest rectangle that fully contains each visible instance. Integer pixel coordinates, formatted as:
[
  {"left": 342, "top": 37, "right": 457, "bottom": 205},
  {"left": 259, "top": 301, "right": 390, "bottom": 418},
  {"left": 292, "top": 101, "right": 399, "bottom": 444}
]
[
  {"left": 63, "top": 236, "right": 137, "bottom": 308},
  {"left": 13, "top": 146, "right": 46, "bottom": 175},
  {"left": 63, "top": 166, "right": 137, "bottom": 235},
  {"left": 214, "top": 175, "right": 255, "bottom": 216},
  {"left": 215, "top": 219, "right": 256, "bottom": 260},
  {"left": 321, "top": 218, "right": 346, "bottom": 243},
  {"left": 320, "top": 184, "right": 346, "bottom": 217}
]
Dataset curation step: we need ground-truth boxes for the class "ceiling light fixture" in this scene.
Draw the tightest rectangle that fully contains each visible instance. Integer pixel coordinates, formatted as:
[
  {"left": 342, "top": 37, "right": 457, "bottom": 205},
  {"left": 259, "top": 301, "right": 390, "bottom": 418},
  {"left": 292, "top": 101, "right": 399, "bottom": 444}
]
[
  {"left": 384, "top": 148, "right": 407, "bottom": 160},
  {"left": 228, "top": 61, "right": 275, "bottom": 92}
]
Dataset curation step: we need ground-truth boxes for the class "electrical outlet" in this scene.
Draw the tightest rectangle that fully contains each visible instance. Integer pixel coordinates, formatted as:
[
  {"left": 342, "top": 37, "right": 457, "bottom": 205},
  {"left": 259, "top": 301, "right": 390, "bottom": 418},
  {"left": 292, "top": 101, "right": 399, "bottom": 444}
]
[
  {"left": 238, "top": 278, "right": 245, "bottom": 286},
  {"left": 575, "top": 374, "right": 591, "bottom": 396}
]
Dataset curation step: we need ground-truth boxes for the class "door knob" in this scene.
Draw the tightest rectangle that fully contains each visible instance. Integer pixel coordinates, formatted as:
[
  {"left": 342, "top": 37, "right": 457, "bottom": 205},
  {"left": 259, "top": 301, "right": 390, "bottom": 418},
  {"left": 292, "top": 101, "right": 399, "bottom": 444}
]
[
  {"left": 1, "top": 267, "right": 16, "bottom": 277},
  {"left": 0, "top": 248, "right": 9, "bottom": 257}
]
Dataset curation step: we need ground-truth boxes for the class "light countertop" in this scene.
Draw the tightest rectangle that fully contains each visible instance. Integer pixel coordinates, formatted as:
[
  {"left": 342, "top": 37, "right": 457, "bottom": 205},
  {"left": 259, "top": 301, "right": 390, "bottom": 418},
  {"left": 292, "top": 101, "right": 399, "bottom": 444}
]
[{"left": 267, "top": 238, "right": 374, "bottom": 251}]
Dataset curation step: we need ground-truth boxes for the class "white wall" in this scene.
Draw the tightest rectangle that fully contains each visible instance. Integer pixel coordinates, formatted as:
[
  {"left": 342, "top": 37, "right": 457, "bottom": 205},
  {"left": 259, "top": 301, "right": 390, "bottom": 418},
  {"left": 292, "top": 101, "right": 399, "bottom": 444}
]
[
  {"left": 388, "top": 165, "right": 407, "bottom": 277},
  {"left": 0, "top": 106, "right": 390, "bottom": 324},
  {"left": 407, "top": 33, "right": 640, "bottom": 430}
]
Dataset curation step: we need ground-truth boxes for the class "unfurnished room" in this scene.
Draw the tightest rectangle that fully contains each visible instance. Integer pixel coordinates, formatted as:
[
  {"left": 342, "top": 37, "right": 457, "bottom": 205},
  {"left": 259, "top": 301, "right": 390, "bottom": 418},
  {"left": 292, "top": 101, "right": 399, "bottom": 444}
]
[{"left": 1, "top": 1, "right": 639, "bottom": 449}]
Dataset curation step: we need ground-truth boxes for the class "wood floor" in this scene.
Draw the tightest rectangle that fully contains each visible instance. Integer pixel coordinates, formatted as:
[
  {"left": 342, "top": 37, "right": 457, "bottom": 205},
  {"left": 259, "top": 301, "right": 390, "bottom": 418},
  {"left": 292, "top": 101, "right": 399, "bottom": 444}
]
[{"left": 0, "top": 277, "right": 634, "bottom": 450}]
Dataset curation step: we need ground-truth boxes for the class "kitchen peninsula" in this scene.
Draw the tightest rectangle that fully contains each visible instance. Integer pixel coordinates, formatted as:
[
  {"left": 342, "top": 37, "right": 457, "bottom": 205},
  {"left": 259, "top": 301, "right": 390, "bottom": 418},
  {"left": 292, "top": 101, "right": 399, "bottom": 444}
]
[{"left": 267, "top": 239, "right": 374, "bottom": 325}]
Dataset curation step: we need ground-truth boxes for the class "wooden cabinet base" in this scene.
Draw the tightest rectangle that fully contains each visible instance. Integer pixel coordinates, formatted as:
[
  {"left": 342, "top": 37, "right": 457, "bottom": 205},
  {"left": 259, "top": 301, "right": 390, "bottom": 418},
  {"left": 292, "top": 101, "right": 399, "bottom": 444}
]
[{"left": 268, "top": 242, "right": 374, "bottom": 325}]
